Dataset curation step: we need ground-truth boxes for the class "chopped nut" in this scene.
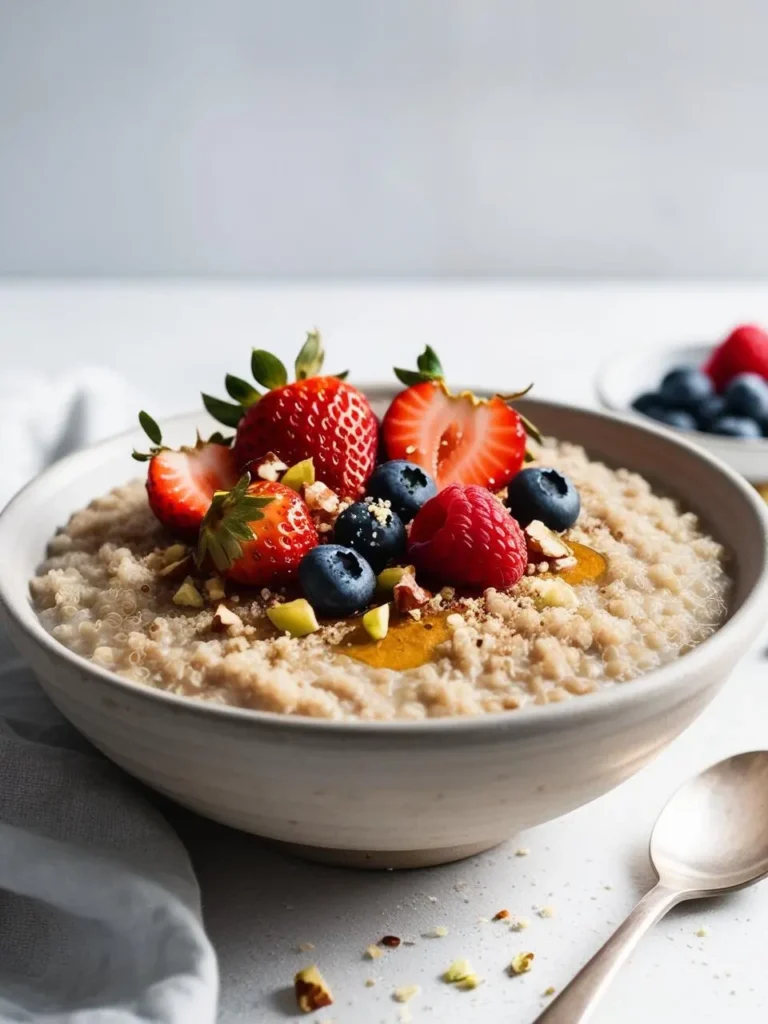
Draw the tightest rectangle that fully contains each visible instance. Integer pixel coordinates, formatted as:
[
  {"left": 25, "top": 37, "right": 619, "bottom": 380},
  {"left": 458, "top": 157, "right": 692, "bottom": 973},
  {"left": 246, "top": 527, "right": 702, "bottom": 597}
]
[
  {"left": 529, "top": 577, "right": 578, "bottom": 610},
  {"left": 211, "top": 603, "right": 243, "bottom": 631},
  {"left": 552, "top": 555, "right": 578, "bottom": 571},
  {"left": 543, "top": 986, "right": 556, "bottom": 997},
  {"left": 525, "top": 520, "right": 572, "bottom": 560},
  {"left": 536, "top": 905, "right": 555, "bottom": 919},
  {"left": 204, "top": 576, "right": 226, "bottom": 602},
  {"left": 515, "top": 847, "right": 530, "bottom": 857},
  {"left": 509, "top": 952, "right": 535, "bottom": 976},
  {"left": 393, "top": 985, "right": 420, "bottom": 1003},
  {"left": 172, "top": 577, "right": 204, "bottom": 608},
  {"left": 509, "top": 916, "right": 530, "bottom": 932},
  {"left": 364, "top": 978, "right": 376, "bottom": 987},
  {"left": 157, "top": 556, "right": 192, "bottom": 580},
  {"left": 380, "top": 935, "right": 401, "bottom": 948},
  {"left": 493, "top": 909, "right": 511, "bottom": 921},
  {"left": 162, "top": 543, "right": 188, "bottom": 565},
  {"left": 393, "top": 572, "right": 430, "bottom": 613},
  {"left": 294, "top": 965, "right": 333, "bottom": 1013},
  {"left": 443, "top": 959, "right": 480, "bottom": 989},
  {"left": 304, "top": 480, "right": 340, "bottom": 516},
  {"left": 267, "top": 598, "right": 319, "bottom": 637},
  {"left": 696, "top": 926, "right": 710, "bottom": 938},
  {"left": 364, "top": 944, "right": 383, "bottom": 960},
  {"left": 254, "top": 451, "right": 289, "bottom": 482},
  {"left": 425, "top": 925, "right": 449, "bottom": 938},
  {"left": 406, "top": 608, "right": 422, "bottom": 621},
  {"left": 296, "top": 942, "right": 315, "bottom": 953}
]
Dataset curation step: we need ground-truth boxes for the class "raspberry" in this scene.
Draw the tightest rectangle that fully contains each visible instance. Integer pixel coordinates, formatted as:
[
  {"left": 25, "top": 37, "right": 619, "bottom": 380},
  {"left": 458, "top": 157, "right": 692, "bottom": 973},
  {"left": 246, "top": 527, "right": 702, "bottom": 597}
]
[
  {"left": 703, "top": 324, "right": 768, "bottom": 392},
  {"left": 408, "top": 483, "right": 527, "bottom": 590}
]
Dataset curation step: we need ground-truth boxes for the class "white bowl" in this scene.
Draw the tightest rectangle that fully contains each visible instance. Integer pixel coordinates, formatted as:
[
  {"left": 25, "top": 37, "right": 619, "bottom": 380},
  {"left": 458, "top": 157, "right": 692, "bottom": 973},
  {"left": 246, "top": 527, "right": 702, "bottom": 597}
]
[
  {"left": 597, "top": 342, "right": 768, "bottom": 484},
  {"left": 1, "top": 388, "right": 767, "bottom": 869}
]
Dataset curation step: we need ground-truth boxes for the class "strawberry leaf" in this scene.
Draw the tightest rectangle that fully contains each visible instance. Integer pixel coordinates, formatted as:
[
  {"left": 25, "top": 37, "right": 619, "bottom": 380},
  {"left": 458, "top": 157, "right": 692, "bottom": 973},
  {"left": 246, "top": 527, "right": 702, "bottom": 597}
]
[
  {"left": 207, "top": 431, "right": 234, "bottom": 447},
  {"left": 138, "top": 410, "right": 162, "bottom": 446},
  {"left": 202, "top": 393, "right": 245, "bottom": 428},
  {"left": 295, "top": 330, "right": 325, "bottom": 380},
  {"left": 416, "top": 346, "right": 444, "bottom": 379},
  {"left": 251, "top": 350, "right": 288, "bottom": 390},
  {"left": 394, "top": 367, "right": 431, "bottom": 387},
  {"left": 334, "top": 370, "right": 349, "bottom": 380},
  {"left": 131, "top": 450, "right": 152, "bottom": 462},
  {"left": 197, "top": 472, "right": 274, "bottom": 572},
  {"left": 225, "top": 374, "right": 261, "bottom": 407}
]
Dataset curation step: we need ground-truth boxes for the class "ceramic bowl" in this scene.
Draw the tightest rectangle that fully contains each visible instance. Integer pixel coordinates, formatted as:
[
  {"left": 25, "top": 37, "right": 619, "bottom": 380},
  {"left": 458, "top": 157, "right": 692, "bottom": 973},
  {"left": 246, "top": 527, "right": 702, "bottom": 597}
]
[
  {"left": 2, "top": 388, "right": 767, "bottom": 869},
  {"left": 596, "top": 342, "right": 768, "bottom": 484}
]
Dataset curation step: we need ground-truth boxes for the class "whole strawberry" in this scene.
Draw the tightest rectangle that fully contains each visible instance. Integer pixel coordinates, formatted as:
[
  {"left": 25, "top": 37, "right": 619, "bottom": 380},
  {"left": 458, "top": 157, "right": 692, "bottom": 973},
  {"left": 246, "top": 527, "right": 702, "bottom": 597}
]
[
  {"left": 703, "top": 324, "right": 768, "bottom": 392},
  {"left": 132, "top": 411, "right": 238, "bottom": 535},
  {"left": 383, "top": 347, "right": 538, "bottom": 492},
  {"left": 203, "top": 332, "right": 378, "bottom": 500},
  {"left": 408, "top": 483, "right": 527, "bottom": 591},
  {"left": 197, "top": 475, "right": 318, "bottom": 586}
]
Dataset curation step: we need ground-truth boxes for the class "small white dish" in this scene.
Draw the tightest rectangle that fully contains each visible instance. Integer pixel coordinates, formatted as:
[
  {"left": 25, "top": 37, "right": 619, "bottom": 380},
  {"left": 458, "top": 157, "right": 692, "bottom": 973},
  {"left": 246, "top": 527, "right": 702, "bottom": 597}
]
[
  {"left": 1, "top": 390, "right": 768, "bottom": 869},
  {"left": 596, "top": 342, "right": 768, "bottom": 483}
]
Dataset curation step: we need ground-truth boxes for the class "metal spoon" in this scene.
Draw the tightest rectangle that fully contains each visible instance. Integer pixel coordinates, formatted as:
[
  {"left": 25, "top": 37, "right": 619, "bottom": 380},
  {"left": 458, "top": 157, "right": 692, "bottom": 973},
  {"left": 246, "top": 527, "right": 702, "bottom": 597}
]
[{"left": 534, "top": 751, "right": 768, "bottom": 1024}]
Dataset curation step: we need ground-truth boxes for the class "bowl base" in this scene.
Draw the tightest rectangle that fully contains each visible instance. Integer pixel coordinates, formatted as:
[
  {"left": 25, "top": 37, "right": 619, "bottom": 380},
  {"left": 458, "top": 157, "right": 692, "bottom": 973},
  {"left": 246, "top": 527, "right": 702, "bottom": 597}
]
[{"left": 265, "top": 836, "right": 504, "bottom": 870}]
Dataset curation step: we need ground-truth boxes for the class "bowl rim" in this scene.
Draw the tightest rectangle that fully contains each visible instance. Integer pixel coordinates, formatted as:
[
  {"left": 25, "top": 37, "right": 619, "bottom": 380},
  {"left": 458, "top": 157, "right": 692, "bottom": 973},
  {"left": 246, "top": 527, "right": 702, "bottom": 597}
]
[
  {"left": 595, "top": 343, "right": 768, "bottom": 452},
  {"left": 2, "top": 388, "right": 768, "bottom": 740}
]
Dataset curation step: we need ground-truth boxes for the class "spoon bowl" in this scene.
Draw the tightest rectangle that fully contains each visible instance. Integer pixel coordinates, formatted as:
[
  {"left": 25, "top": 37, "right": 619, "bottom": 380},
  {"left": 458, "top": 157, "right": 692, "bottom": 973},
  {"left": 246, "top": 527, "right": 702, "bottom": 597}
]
[{"left": 651, "top": 750, "right": 768, "bottom": 894}]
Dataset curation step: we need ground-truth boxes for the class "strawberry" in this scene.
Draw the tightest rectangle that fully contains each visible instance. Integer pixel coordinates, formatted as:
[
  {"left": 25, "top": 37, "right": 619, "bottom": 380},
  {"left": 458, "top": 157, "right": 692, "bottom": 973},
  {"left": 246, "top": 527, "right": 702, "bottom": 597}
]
[
  {"left": 202, "top": 331, "right": 378, "bottom": 500},
  {"left": 197, "top": 475, "right": 317, "bottom": 586},
  {"left": 703, "top": 324, "right": 768, "bottom": 392},
  {"left": 382, "top": 347, "right": 538, "bottom": 491},
  {"left": 132, "top": 412, "right": 238, "bottom": 535}
]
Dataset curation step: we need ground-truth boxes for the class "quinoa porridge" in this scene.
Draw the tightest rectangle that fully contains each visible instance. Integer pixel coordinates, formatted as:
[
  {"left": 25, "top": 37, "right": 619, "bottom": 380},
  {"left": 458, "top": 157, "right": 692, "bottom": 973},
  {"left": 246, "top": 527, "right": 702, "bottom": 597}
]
[{"left": 31, "top": 439, "right": 729, "bottom": 721}]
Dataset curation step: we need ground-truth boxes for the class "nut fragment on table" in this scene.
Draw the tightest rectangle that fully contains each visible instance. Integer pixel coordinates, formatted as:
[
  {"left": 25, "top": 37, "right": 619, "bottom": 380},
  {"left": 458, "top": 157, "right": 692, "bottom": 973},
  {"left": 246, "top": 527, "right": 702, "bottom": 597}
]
[
  {"left": 443, "top": 958, "right": 481, "bottom": 989},
  {"left": 364, "top": 944, "right": 383, "bottom": 960},
  {"left": 509, "top": 951, "right": 535, "bottom": 975},
  {"left": 294, "top": 965, "right": 333, "bottom": 1013},
  {"left": 393, "top": 984, "right": 420, "bottom": 1003}
]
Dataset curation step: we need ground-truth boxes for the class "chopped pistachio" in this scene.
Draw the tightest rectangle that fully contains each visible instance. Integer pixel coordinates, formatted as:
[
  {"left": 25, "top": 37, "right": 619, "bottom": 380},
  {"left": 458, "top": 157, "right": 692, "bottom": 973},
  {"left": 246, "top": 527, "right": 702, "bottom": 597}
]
[
  {"left": 205, "top": 576, "right": 226, "bottom": 602},
  {"left": 172, "top": 577, "right": 204, "bottom": 608},
  {"left": 376, "top": 565, "right": 416, "bottom": 593},
  {"left": 543, "top": 986, "right": 556, "bottom": 997},
  {"left": 509, "top": 952, "right": 535, "bottom": 976},
  {"left": 157, "top": 556, "right": 192, "bottom": 579},
  {"left": 294, "top": 965, "right": 333, "bottom": 1013},
  {"left": 393, "top": 984, "right": 420, "bottom": 1003},
  {"left": 529, "top": 577, "right": 578, "bottom": 610},
  {"left": 443, "top": 958, "right": 480, "bottom": 988},
  {"left": 163, "top": 543, "right": 188, "bottom": 565},
  {"left": 267, "top": 598, "right": 320, "bottom": 638},
  {"left": 212, "top": 603, "right": 243, "bottom": 631},
  {"left": 364, "top": 978, "right": 376, "bottom": 988},
  {"left": 282, "top": 457, "right": 316, "bottom": 491},
  {"left": 363, "top": 603, "right": 390, "bottom": 641},
  {"left": 515, "top": 847, "right": 530, "bottom": 857}
]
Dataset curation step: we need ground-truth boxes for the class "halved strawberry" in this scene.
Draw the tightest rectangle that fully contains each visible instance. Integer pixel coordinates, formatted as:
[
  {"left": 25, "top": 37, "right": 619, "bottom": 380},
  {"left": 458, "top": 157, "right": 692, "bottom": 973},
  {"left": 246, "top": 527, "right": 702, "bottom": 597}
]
[
  {"left": 382, "top": 349, "right": 536, "bottom": 491},
  {"left": 133, "top": 412, "right": 238, "bottom": 535}
]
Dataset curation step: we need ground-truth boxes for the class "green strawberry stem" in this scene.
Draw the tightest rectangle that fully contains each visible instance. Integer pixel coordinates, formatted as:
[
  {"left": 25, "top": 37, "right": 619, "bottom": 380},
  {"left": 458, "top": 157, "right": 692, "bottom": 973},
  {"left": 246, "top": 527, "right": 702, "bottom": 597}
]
[{"left": 196, "top": 473, "right": 273, "bottom": 572}]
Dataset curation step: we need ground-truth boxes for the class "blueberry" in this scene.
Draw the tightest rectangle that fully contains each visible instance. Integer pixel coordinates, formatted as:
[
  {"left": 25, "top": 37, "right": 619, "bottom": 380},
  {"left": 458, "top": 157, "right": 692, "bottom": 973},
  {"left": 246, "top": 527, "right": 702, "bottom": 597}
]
[
  {"left": 658, "top": 367, "right": 713, "bottom": 411},
  {"left": 333, "top": 500, "right": 406, "bottom": 573},
  {"left": 367, "top": 460, "right": 437, "bottom": 524},
  {"left": 723, "top": 373, "right": 768, "bottom": 422},
  {"left": 709, "top": 415, "right": 763, "bottom": 439},
  {"left": 298, "top": 545, "right": 376, "bottom": 617},
  {"left": 644, "top": 407, "right": 697, "bottom": 430},
  {"left": 632, "top": 391, "right": 667, "bottom": 416},
  {"left": 505, "top": 467, "right": 580, "bottom": 531},
  {"left": 695, "top": 394, "right": 726, "bottom": 431}
]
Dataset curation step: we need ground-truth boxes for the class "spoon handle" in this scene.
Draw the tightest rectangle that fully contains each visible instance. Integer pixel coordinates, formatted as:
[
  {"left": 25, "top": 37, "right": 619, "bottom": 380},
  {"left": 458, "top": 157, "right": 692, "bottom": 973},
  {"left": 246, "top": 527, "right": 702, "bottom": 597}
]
[{"left": 532, "top": 882, "right": 682, "bottom": 1024}]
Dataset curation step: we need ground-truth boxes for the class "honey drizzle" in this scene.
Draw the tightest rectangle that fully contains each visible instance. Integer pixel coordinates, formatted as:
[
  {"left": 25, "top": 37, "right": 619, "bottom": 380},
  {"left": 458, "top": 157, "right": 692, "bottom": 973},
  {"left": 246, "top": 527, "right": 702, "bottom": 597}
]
[{"left": 335, "top": 611, "right": 452, "bottom": 671}]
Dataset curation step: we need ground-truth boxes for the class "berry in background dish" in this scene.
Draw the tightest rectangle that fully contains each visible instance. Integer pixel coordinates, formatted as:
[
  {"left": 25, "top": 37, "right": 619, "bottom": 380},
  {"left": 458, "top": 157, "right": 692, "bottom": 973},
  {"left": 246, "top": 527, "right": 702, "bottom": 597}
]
[{"left": 632, "top": 323, "right": 768, "bottom": 439}]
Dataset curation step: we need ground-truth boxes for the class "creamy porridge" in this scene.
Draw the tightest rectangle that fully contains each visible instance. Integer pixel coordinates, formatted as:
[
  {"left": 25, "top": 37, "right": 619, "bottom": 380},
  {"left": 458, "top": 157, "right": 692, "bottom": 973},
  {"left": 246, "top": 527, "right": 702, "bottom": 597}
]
[{"left": 31, "top": 439, "right": 729, "bottom": 721}]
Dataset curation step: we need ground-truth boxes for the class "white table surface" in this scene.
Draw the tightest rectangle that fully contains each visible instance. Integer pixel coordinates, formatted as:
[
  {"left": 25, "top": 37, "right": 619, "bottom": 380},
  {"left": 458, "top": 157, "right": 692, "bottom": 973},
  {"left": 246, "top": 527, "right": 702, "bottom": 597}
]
[{"left": 3, "top": 281, "right": 768, "bottom": 1024}]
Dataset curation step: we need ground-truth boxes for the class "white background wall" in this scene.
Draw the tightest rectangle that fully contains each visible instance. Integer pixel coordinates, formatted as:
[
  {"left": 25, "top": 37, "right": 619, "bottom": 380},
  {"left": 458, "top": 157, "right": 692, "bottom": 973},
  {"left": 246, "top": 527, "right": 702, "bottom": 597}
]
[{"left": 1, "top": 0, "right": 767, "bottom": 278}]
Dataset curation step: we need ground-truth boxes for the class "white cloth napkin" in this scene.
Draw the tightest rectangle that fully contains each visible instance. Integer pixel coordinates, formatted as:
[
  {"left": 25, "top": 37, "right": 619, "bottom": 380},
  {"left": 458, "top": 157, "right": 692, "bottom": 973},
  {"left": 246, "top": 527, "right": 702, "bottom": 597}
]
[{"left": 0, "top": 371, "right": 218, "bottom": 1023}]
